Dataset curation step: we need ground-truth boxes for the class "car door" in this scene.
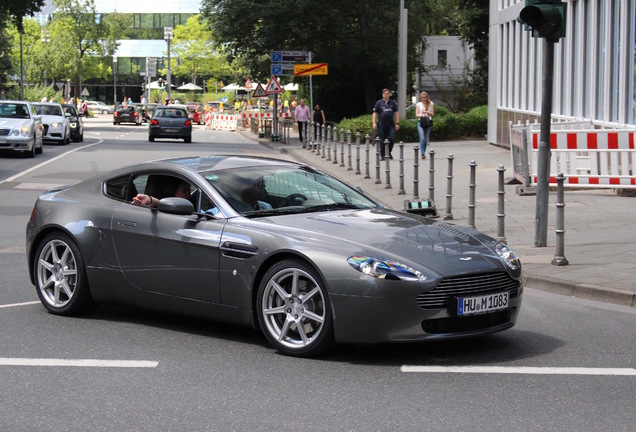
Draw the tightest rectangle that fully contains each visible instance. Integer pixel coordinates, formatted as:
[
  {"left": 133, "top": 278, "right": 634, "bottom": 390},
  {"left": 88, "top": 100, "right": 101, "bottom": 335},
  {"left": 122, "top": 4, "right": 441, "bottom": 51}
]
[{"left": 110, "top": 174, "right": 224, "bottom": 303}]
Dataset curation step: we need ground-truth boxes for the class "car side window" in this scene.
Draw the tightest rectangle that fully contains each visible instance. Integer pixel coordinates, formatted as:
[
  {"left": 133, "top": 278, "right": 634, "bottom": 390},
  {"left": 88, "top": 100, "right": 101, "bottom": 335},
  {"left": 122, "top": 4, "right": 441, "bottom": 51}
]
[{"left": 104, "top": 175, "right": 136, "bottom": 202}]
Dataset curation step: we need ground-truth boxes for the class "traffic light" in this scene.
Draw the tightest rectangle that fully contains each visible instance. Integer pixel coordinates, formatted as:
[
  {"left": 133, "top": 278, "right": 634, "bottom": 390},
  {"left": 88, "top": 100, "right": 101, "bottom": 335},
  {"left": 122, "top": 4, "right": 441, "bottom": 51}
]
[
  {"left": 141, "top": 82, "right": 146, "bottom": 91},
  {"left": 518, "top": 0, "right": 567, "bottom": 41}
]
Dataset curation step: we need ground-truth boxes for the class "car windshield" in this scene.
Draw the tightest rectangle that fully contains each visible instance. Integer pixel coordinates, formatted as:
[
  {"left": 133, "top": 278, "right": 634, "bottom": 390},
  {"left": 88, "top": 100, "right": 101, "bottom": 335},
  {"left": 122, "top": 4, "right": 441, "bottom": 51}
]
[
  {"left": 202, "top": 165, "right": 379, "bottom": 217},
  {"left": 118, "top": 106, "right": 135, "bottom": 113},
  {"left": 33, "top": 104, "right": 62, "bottom": 116},
  {"left": 63, "top": 106, "right": 77, "bottom": 116},
  {"left": 0, "top": 103, "right": 30, "bottom": 119},
  {"left": 156, "top": 108, "right": 187, "bottom": 118}
]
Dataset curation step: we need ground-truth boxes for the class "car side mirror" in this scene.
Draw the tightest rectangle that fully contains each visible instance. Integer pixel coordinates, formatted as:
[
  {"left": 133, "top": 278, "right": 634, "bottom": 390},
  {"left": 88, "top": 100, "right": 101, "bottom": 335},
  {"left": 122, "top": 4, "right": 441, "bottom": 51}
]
[{"left": 157, "top": 197, "right": 194, "bottom": 215}]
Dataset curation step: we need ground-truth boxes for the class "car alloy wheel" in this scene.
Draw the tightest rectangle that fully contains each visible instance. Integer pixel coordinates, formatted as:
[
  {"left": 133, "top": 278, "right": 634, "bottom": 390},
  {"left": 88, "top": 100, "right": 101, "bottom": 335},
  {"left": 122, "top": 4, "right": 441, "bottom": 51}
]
[
  {"left": 34, "top": 233, "right": 97, "bottom": 316},
  {"left": 257, "top": 259, "right": 334, "bottom": 357}
]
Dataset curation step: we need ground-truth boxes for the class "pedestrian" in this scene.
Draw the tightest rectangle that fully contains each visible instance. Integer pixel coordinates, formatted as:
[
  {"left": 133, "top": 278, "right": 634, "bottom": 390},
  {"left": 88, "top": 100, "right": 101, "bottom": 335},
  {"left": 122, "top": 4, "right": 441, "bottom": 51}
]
[
  {"left": 416, "top": 91, "right": 434, "bottom": 159},
  {"left": 372, "top": 88, "right": 400, "bottom": 160},
  {"left": 294, "top": 98, "right": 311, "bottom": 145},
  {"left": 313, "top": 104, "right": 326, "bottom": 141}
]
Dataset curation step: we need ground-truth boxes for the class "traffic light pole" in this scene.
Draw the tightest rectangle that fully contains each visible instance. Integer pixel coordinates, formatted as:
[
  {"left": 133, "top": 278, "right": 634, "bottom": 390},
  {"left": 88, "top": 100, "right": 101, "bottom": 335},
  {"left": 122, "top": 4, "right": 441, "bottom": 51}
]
[{"left": 534, "top": 39, "right": 555, "bottom": 247}]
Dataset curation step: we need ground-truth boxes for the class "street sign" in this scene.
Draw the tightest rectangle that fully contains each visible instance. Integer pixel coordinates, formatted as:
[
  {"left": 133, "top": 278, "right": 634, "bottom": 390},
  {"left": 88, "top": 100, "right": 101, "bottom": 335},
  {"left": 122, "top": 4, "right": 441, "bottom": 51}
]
[
  {"left": 271, "top": 50, "right": 309, "bottom": 63},
  {"left": 294, "top": 63, "right": 328, "bottom": 76},
  {"left": 271, "top": 63, "right": 295, "bottom": 76},
  {"left": 265, "top": 75, "right": 283, "bottom": 94},
  {"left": 244, "top": 78, "right": 252, "bottom": 89},
  {"left": 252, "top": 83, "right": 267, "bottom": 98}
]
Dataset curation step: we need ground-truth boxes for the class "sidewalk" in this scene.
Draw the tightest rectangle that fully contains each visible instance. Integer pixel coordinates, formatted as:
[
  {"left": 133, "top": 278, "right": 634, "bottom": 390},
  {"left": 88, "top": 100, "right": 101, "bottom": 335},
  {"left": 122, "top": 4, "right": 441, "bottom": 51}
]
[{"left": 250, "top": 132, "right": 636, "bottom": 308}]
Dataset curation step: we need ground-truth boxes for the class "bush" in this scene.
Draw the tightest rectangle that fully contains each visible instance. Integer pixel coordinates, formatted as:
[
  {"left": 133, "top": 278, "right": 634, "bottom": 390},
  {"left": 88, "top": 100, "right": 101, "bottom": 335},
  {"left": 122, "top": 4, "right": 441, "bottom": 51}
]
[{"left": 335, "top": 104, "right": 487, "bottom": 142}]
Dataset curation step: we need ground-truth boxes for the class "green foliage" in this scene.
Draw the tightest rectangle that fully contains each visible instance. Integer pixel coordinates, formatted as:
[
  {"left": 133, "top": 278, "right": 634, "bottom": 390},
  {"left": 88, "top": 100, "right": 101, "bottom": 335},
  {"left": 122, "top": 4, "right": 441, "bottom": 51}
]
[
  {"left": 7, "top": 84, "right": 57, "bottom": 102},
  {"left": 336, "top": 105, "right": 487, "bottom": 142}
]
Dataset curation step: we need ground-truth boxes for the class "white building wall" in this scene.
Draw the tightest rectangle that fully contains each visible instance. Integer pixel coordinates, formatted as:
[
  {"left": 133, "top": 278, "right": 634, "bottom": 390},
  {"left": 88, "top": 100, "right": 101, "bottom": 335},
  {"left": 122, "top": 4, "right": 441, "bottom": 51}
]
[
  {"left": 488, "top": 0, "right": 636, "bottom": 148},
  {"left": 419, "top": 36, "right": 475, "bottom": 90}
]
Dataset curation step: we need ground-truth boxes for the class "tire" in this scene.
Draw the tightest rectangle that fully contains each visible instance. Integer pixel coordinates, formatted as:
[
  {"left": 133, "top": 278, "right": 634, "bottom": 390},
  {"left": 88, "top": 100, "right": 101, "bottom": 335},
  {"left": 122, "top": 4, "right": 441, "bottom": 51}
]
[
  {"left": 35, "top": 140, "right": 43, "bottom": 154},
  {"left": 102, "top": 110, "right": 108, "bottom": 114},
  {"left": 33, "top": 232, "right": 98, "bottom": 316},
  {"left": 25, "top": 143, "right": 35, "bottom": 158},
  {"left": 184, "top": 136, "right": 191, "bottom": 143},
  {"left": 256, "top": 259, "right": 334, "bottom": 357},
  {"left": 149, "top": 136, "right": 154, "bottom": 142}
]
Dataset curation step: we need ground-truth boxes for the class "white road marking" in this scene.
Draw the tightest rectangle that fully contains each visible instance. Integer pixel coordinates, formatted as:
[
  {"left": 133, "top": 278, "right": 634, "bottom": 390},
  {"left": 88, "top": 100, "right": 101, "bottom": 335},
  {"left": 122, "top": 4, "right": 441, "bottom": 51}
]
[
  {"left": 0, "top": 140, "right": 102, "bottom": 184},
  {"left": 0, "top": 301, "right": 40, "bottom": 308},
  {"left": 401, "top": 365, "right": 636, "bottom": 376},
  {"left": 0, "top": 358, "right": 158, "bottom": 368}
]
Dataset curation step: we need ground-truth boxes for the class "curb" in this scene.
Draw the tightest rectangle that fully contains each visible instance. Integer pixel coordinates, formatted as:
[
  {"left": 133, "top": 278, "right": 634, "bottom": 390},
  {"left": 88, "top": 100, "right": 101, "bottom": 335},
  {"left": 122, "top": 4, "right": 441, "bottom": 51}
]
[{"left": 523, "top": 274, "right": 636, "bottom": 308}]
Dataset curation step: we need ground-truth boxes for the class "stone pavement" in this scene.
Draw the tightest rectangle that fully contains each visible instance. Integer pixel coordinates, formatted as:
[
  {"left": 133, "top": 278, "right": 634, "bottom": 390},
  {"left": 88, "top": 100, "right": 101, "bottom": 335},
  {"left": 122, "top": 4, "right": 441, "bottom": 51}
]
[{"left": 249, "top": 132, "right": 636, "bottom": 308}]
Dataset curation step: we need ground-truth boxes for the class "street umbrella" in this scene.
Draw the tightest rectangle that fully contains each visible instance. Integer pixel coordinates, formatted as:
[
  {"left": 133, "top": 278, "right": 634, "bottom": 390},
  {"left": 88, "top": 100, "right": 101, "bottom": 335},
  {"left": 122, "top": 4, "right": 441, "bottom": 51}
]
[
  {"left": 177, "top": 82, "right": 203, "bottom": 91},
  {"left": 221, "top": 83, "right": 242, "bottom": 91},
  {"left": 148, "top": 81, "right": 175, "bottom": 89}
]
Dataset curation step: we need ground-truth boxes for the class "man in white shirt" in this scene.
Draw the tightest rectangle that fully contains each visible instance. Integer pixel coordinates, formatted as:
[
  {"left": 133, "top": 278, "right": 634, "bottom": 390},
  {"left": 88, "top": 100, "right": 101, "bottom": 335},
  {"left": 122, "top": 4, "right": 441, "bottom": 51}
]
[{"left": 293, "top": 98, "right": 311, "bottom": 145}]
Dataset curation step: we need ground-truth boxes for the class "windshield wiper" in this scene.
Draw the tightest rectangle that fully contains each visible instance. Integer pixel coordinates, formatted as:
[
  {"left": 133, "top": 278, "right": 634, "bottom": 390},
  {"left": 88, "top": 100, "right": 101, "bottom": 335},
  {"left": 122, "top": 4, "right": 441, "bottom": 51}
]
[
  {"left": 242, "top": 207, "right": 305, "bottom": 218},
  {"left": 305, "top": 203, "right": 362, "bottom": 212}
]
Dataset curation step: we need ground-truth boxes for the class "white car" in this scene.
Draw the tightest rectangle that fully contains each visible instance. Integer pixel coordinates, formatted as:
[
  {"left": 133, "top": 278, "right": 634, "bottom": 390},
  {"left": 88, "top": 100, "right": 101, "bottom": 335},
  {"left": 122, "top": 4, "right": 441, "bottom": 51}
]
[
  {"left": 85, "top": 100, "right": 114, "bottom": 114},
  {"left": 32, "top": 102, "right": 71, "bottom": 145},
  {"left": 0, "top": 100, "right": 44, "bottom": 157}
]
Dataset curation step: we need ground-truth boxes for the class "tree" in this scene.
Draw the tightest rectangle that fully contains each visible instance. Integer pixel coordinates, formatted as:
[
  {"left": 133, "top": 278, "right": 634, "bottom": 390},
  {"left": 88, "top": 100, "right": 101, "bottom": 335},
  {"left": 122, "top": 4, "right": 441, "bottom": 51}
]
[
  {"left": 201, "top": 0, "right": 431, "bottom": 121},
  {"left": 170, "top": 15, "right": 235, "bottom": 85},
  {"left": 0, "top": 0, "right": 45, "bottom": 32},
  {"left": 47, "top": 0, "right": 125, "bottom": 98}
]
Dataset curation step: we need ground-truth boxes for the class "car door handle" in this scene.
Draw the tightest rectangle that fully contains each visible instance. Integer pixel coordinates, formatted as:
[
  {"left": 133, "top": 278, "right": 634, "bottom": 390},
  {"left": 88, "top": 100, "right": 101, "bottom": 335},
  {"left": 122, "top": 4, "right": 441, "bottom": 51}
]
[{"left": 120, "top": 220, "right": 138, "bottom": 227}]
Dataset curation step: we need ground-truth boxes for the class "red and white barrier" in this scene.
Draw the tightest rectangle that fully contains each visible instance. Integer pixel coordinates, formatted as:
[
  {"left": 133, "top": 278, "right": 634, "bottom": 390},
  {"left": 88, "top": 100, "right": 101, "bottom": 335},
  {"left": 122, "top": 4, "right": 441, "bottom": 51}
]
[{"left": 510, "top": 122, "right": 636, "bottom": 189}]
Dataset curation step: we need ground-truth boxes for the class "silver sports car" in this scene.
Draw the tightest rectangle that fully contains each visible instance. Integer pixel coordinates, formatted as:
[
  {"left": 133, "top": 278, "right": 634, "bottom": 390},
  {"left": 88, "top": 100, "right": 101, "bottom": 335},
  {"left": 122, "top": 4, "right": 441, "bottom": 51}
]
[{"left": 26, "top": 156, "right": 523, "bottom": 357}]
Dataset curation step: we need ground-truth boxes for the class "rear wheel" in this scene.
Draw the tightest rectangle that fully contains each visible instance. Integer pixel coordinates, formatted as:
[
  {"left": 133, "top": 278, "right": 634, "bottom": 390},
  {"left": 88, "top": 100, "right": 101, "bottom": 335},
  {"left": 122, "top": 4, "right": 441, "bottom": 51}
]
[
  {"left": 34, "top": 232, "right": 98, "bottom": 316},
  {"left": 149, "top": 136, "right": 155, "bottom": 142},
  {"left": 257, "top": 259, "right": 335, "bottom": 357},
  {"left": 184, "top": 136, "right": 192, "bottom": 143}
]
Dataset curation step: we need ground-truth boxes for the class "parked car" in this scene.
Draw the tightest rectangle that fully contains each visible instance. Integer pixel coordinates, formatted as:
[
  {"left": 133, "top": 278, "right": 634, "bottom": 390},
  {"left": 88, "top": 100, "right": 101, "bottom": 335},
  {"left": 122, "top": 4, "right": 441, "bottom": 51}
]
[
  {"left": 148, "top": 105, "right": 192, "bottom": 142},
  {"left": 31, "top": 102, "right": 71, "bottom": 144},
  {"left": 85, "top": 100, "right": 114, "bottom": 115},
  {"left": 25, "top": 155, "right": 523, "bottom": 357},
  {"left": 62, "top": 104, "right": 84, "bottom": 142},
  {"left": 113, "top": 105, "right": 142, "bottom": 125},
  {"left": 0, "top": 100, "right": 44, "bottom": 157}
]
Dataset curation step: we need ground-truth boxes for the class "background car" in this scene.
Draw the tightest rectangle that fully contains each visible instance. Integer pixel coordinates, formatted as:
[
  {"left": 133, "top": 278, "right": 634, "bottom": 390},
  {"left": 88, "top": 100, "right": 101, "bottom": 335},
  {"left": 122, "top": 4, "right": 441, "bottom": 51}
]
[
  {"left": 131, "top": 103, "right": 151, "bottom": 123},
  {"left": 31, "top": 102, "right": 71, "bottom": 145},
  {"left": 0, "top": 100, "right": 43, "bottom": 157},
  {"left": 62, "top": 104, "right": 84, "bottom": 142},
  {"left": 148, "top": 105, "right": 192, "bottom": 142},
  {"left": 185, "top": 102, "right": 204, "bottom": 125},
  {"left": 113, "top": 105, "right": 142, "bottom": 125},
  {"left": 85, "top": 100, "right": 114, "bottom": 115},
  {"left": 25, "top": 156, "right": 523, "bottom": 357}
]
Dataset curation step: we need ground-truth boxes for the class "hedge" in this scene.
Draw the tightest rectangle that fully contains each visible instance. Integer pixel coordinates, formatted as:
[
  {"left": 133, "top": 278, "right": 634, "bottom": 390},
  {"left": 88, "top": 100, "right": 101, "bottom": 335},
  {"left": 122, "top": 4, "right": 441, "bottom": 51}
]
[{"left": 335, "top": 104, "right": 487, "bottom": 142}]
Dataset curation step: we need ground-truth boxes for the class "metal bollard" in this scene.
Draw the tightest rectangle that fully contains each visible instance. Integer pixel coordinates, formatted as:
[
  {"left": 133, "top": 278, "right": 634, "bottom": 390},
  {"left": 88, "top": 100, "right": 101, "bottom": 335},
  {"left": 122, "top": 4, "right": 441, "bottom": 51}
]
[
  {"left": 375, "top": 138, "right": 382, "bottom": 184},
  {"left": 364, "top": 134, "right": 371, "bottom": 179},
  {"left": 384, "top": 149, "right": 391, "bottom": 189},
  {"left": 347, "top": 130, "right": 353, "bottom": 171},
  {"left": 468, "top": 160, "right": 477, "bottom": 228},
  {"left": 496, "top": 165, "right": 507, "bottom": 243},
  {"left": 321, "top": 123, "right": 326, "bottom": 156},
  {"left": 333, "top": 128, "right": 340, "bottom": 164},
  {"left": 412, "top": 146, "right": 420, "bottom": 199},
  {"left": 444, "top": 154, "right": 455, "bottom": 220},
  {"left": 340, "top": 128, "right": 345, "bottom": 167},
  {"left": 398, "top": 142, "right": 405, "bottom": 194},
  {"left": 428, "top": 149, "right": 436, "bottom": 203},
  {"left": 552, "top": 173, "right": 569, "bottom": 266},
  {"left": 326, "top": 125, "right": 331, "bottom": 160},
  {"left": 355, "top": 132, "right": 361, "bottom": 175}
]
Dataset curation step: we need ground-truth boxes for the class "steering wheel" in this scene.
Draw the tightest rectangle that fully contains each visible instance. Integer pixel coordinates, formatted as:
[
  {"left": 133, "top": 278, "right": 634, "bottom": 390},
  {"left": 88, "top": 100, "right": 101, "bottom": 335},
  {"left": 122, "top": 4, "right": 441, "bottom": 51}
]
[{"left": 281, "top": 193, "right": 307, "bottom": 207}]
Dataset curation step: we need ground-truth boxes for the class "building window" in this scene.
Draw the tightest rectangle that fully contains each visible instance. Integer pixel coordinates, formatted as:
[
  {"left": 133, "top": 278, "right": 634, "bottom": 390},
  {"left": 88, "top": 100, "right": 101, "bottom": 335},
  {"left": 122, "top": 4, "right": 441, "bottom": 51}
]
[{"left": 437, "top": 50, "right": 447, "bottom": 68}]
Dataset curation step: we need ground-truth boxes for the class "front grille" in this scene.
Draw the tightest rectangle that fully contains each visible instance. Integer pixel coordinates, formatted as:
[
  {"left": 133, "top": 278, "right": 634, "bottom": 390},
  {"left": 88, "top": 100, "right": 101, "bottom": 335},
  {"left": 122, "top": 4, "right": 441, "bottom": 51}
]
[
  {"left": 417, "top": 272, "right": 519, "bottom": 309},
  {"left": 422, "top": 310, "right": 513, "bottom": 334},
  {"left": 0, "top": 129, "right": 10, "bottom": 136},
  {"left": 43, "top": 125, "right": 49, "bottom": 135}
]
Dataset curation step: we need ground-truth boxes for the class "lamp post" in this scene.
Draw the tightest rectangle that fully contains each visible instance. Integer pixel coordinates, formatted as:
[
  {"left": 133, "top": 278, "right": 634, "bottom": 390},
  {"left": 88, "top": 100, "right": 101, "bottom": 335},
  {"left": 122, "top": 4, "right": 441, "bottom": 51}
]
[
  {"left": 164, "top": 27, "right": 173, "bottom": 101},
  {"left": 113, "top": 56, "right": 117, "bottom": 106}
]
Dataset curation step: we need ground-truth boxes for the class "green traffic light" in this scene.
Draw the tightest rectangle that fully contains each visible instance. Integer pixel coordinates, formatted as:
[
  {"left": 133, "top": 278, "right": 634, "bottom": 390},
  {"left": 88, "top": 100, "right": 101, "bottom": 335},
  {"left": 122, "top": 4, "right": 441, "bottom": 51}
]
[{"left": 518, "top": 1, "right": 567, "bottom": 40}]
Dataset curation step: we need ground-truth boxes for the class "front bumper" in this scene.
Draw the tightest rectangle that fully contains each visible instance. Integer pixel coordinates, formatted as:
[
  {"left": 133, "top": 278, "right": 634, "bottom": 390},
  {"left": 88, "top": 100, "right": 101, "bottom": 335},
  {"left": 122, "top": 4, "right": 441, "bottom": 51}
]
[{"left": 0, "top": 135, "right": 34, "bottom": 152}]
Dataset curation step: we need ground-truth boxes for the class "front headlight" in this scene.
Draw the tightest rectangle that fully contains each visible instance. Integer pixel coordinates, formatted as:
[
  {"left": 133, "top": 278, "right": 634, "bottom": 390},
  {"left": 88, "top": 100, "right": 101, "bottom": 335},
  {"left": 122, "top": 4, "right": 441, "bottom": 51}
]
[
  {"left": 495, "top": 242, "right": 520, "bottom": 270},
  {"left": 347, "top": 256, "right": 427, "bottom": 282},
  {"left": 20, "top": 125, "right": 30, "bottom": 136},
  {"left": 70, "top": 122, "right": 77, "bottom": 127},
  {"left": 50, "top": 122, "right": 61, "bottom": 128}
]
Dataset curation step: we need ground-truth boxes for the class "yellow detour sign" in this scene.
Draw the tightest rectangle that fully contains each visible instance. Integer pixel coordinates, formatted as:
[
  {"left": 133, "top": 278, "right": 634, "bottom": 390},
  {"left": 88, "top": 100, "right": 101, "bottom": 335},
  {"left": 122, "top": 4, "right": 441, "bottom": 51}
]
[{"left": 294, "top": 63, "right": 328, "bottom": 76}]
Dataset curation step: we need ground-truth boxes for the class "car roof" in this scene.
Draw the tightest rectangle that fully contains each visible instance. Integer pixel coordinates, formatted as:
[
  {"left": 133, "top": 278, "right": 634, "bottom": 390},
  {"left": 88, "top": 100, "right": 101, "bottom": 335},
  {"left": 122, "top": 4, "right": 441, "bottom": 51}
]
[{"left": 148, "top": 155, "right": 302, "bottom": 174}]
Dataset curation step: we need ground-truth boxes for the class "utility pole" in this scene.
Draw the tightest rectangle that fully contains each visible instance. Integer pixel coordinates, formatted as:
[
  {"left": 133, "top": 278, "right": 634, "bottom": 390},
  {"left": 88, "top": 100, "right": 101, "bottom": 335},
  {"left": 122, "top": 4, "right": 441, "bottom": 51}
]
[
  {"left": 397, "top": 1, "right": 407, "bottom": 120},
  {"left": 164, "top": 27, "right": 173, "bottom": 102}
]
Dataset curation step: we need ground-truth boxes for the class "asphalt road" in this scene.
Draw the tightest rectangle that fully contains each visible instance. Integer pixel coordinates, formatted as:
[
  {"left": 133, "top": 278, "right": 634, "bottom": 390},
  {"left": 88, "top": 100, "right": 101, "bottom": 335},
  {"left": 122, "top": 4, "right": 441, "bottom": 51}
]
[{"left": 0, "top": 117, "right": 634, "bottom": 431}]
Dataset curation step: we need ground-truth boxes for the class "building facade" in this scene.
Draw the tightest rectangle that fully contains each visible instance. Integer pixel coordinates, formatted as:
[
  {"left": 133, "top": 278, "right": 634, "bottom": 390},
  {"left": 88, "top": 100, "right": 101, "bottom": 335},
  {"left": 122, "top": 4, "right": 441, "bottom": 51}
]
[{"left": 489, "top": 0, "right": 636, "bottom": 148}]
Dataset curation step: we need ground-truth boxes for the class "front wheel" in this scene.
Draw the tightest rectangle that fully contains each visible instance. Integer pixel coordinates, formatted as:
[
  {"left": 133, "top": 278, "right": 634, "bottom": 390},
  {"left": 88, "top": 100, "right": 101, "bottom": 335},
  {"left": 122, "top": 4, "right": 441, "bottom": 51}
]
[
  {"left": 257, "top": 259, "right": 334, "bottom": 357},
  {"left": 33, "top": 233, "right": 98, "bottom": 316}
]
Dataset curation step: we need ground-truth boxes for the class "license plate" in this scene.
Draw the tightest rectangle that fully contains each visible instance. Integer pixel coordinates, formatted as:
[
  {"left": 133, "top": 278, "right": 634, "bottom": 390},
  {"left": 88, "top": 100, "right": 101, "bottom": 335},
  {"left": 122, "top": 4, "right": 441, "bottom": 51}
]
[
  {"left": 164, "top": 128, "right": 178, "bottom": 133},
  {"left": 457, "top": 292, "right": 509, "bottom": 316},
  {"left": 0, "top": 138, "right": 6, "bottom": 144}
]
